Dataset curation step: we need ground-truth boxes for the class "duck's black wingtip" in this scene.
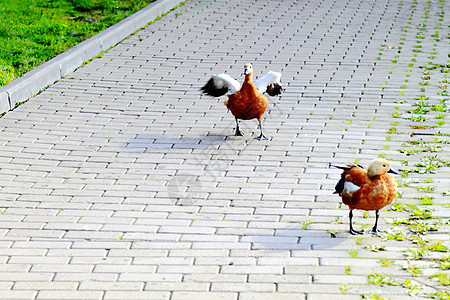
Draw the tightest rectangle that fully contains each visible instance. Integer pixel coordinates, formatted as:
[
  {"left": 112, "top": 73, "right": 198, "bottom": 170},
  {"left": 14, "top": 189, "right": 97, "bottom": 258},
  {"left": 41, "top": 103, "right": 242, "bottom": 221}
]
[
  {"left": 201, "top": 77, "right": 228, "bottom": 97},
  {"left": 266, "top": 83, "right": 282, "bottom": 96}
]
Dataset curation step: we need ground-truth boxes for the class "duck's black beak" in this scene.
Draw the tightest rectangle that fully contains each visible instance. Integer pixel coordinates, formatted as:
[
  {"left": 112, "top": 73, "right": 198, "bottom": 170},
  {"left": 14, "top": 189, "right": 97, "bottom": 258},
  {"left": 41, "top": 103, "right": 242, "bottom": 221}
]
[
  {"left": 388, "top": 169, "right": 398, "bottom": 175},
  {"left": 244, "top": 68, "right": 250, "bottom": 75}
]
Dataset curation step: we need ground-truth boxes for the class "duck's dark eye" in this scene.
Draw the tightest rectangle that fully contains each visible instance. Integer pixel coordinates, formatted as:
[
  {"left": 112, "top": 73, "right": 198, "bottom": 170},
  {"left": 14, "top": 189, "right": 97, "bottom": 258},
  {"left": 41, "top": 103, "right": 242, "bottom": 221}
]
[{"left": 383, "top": 164, "right": 386, "bottom": 167}]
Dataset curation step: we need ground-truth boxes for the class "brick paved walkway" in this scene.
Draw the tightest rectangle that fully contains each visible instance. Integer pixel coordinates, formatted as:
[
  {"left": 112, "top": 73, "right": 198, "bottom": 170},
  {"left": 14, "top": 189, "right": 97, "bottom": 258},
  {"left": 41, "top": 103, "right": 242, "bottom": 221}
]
[{"left": 0, "top": 0, "right": 448, "bottom": 299}]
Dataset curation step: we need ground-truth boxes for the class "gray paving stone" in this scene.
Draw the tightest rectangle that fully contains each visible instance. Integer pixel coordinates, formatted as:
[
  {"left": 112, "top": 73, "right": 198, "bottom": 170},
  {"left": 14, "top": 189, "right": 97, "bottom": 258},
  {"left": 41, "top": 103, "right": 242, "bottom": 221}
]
[
  {"left": 171, "top": 292, "right": 237, "bottom": 300},
  {"left": 0, "top": 291, "right": 38, "bottom": 299},
  {"left": 36, "top": 290, "right": 104, "bottom": 300},
  {"left": 103, "top": 291, "right": 169, "bottom": 300},
  {"left": 240, "top": 294, "right": 305, "bottom": 300},
  {"left": 13, "top": 281, "right": 79, "bottom": 290}
]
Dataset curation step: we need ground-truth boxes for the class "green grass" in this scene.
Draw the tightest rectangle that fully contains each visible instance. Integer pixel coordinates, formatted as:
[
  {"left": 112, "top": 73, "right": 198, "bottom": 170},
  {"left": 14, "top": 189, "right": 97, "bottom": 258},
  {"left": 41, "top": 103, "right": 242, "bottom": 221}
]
[
  {"left": 0, "top": 0, "right": 156, "bottom": 86},
  {"left": 431, "top": 272, "right": 450, "bottom": 286}
]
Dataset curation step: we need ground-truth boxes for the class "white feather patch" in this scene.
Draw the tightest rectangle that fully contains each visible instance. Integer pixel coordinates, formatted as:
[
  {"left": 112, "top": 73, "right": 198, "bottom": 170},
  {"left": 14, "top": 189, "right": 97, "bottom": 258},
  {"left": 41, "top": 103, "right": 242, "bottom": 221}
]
[
  {"left": 344, "top": 182, "right": 360, "bottom": 193},
  {"left": 214, "top": 74, "right": 241, "bottom": 94},
  {"left": 255, "top": 71, "right": 282, "bottom": 94}
]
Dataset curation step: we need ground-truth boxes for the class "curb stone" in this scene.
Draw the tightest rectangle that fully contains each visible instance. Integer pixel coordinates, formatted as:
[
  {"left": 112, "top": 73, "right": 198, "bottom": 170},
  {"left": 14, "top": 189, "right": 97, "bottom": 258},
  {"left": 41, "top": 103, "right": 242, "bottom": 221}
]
[{"left": 0, "top": 0, "right": 184, "bottom": 115}]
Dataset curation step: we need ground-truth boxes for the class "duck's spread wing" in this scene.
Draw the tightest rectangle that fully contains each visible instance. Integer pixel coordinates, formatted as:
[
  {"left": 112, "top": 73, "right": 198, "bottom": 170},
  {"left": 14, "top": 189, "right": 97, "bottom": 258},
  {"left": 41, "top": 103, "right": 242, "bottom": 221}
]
[
  {"left": 201, "top": 74, "right": 241, "bottom": 97},
  {"left": 254, "top": 71, "right": 282, "bottom": 96}
]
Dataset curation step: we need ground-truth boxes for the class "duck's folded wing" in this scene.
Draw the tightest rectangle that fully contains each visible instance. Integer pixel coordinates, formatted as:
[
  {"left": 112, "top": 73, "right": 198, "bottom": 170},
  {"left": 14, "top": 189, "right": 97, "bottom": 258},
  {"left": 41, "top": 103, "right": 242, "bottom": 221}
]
[
  {"left": 254, "top": 71, "right": 282, "bottom": 96},
  {"left": 201, "top": 74, "right": 240, "bottom": 97},
  {"left": 332, "top": 164, "right": 364, "bottom": 195}
]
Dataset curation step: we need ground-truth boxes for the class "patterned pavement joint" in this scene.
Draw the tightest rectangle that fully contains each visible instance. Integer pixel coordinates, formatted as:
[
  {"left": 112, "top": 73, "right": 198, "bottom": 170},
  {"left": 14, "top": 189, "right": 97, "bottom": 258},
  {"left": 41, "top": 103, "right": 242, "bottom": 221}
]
[{"left": 0, "top": 0, "right": 448, "bottom": 299}]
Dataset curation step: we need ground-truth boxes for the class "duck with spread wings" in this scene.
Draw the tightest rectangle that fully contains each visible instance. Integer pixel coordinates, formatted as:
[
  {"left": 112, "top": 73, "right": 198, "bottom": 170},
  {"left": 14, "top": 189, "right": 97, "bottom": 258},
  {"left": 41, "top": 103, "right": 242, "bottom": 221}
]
[{"left": 201, "top": 63, "right": 282, "bottom": 140}]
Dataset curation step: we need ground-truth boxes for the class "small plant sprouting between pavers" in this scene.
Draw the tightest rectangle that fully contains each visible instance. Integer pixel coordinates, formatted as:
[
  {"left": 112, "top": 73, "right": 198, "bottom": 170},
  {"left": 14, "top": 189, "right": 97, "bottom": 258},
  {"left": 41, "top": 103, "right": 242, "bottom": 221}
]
[
  {"left": 400, "top": 155, "right": 449, "bottom": 174},
  {"left": 301, "top": 220, "right": 312, "bottom": 230},
  {"left": 366, "top": 245, "right": 386, "bottom": 252},
  {"left": 368, "top": 273, "right": 398, "bottom": 286},
  {"left": 379, "top": 258, "right": 395, "bottom": 267}
]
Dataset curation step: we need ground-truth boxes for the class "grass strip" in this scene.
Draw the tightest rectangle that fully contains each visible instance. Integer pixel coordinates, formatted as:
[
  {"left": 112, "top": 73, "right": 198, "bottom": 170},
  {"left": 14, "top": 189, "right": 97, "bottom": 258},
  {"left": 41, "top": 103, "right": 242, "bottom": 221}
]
[{"left": 0, "top": 0, "right": 155, "bottom": 86}]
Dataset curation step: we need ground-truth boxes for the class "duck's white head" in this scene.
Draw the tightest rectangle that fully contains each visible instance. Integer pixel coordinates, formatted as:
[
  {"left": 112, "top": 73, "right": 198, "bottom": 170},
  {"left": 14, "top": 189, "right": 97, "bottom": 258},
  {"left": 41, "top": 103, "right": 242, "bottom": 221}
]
[
  {"left": 243, "top": 63, "right": 253, "bottom": 75},
  {"left": 367, "top": 158, "right": 398, "bottom": 178}
]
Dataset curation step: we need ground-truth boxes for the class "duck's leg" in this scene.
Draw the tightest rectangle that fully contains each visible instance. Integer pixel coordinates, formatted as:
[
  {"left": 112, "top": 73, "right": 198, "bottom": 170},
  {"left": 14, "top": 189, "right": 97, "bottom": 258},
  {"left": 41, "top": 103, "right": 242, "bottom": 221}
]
[
  {"left": 370, "top": 210, "right": 382, "bottom": 235},
  {"left": 234, "top": 117, "right": 244, "bottom": 136},
  {"left": 255, "top": 121, "right": 268, "bottom": 140},
  {"left": 349, "top": 210, "right": 363, "bottom": 235}
]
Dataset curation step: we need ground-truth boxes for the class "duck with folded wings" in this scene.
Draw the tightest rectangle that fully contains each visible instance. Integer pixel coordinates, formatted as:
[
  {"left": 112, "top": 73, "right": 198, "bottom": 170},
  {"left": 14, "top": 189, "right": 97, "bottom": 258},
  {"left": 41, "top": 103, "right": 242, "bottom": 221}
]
[{"left": 333, "top": 158, "right": 398, "bottom": 235}]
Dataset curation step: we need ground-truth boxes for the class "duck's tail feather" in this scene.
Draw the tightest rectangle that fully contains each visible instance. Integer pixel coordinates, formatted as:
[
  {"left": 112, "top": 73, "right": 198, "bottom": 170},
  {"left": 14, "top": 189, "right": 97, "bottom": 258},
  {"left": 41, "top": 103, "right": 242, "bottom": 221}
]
[
  {"left": 330, "top": 163, "right": 364, "bottom": 171},
  {"left": 334, "top": 176, "right": 345, "bottom": 195}
]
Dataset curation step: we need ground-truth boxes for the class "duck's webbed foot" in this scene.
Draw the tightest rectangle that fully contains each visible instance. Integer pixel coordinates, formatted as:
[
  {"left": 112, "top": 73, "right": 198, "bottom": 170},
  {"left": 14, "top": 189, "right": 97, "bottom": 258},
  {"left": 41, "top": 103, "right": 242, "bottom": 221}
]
[
  {"left": 255, "top": 121, "right": 268, "bottom": 140},
  {"left": 370, "top": 228, "right": 382, "bottom": 235},
  {"left": 255, "top": 133, "right": 268, "bottom": 140},
  {"left": 349, "top": 228, "right": 364, "bottom": 235}
]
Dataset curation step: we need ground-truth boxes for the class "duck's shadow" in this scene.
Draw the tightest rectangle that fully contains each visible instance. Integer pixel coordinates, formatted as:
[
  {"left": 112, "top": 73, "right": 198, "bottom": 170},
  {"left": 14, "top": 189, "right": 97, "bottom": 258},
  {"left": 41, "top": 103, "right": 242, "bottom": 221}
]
[
  {"left": 124, "top": 115, "right": 262, "bottom": 151},
  {"left": 125, "top": 133, "right": 229, "bottom": 150},
  {"left": 246, "top": 229, "right": 350, "bottom": 254}
]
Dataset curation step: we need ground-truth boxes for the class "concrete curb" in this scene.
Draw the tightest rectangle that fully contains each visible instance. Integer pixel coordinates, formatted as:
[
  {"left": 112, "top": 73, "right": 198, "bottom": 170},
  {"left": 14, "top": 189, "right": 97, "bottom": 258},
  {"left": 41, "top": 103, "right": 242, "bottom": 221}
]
[{"left": 0, "top": 0, "right": 184, "bottom": 115}]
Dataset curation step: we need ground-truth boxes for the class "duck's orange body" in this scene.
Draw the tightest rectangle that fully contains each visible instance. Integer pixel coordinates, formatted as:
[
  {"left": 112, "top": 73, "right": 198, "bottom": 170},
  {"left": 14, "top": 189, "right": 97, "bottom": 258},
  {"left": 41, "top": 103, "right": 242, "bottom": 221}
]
[
  {"left": 340, "top": 167, "right": 397, "bottom": 211},
  {"left": 224, "top": 75, "right": 268, "bottom": 123},
  {"left": 334, "top": 158, "right": 398, "bottom": 235}
]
